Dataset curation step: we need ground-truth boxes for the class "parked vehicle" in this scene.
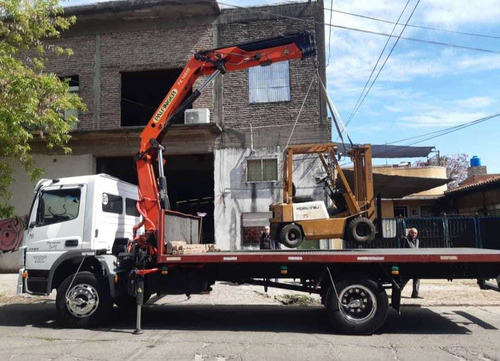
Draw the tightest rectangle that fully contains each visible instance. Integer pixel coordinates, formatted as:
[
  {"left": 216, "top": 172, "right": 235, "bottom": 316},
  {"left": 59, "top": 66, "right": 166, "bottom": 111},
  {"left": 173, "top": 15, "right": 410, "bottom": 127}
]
[{"left": 17, "top": 31, "right": 500, "bottom": 335}]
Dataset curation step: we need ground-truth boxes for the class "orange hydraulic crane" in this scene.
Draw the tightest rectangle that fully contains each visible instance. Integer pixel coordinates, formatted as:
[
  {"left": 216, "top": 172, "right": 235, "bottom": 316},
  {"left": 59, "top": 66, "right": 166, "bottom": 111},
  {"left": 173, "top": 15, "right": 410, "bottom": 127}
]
[{"left": 132, "top": 32, "right": 316, "bottom": 251}]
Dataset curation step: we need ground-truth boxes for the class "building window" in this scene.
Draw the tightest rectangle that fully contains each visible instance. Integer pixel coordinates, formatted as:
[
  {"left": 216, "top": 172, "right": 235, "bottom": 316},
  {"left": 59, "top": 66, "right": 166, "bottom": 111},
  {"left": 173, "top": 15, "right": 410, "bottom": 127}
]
[
  {"left": 242, "top": 212, "right": 272, "bottom": 246},
  {"left": 249, "top": 61, "right": 290, "bottom": 103},
  {"left": 247, "top": 158, "right": 278, "bottom": 182},
  {"left": 393, "top": 206, "right": 408, "bottom": 218},
  {"left": 102, "top": 193, "right": 123, "bottom": 214},
  {"left": 60, "top": 75, "right": 79, "bottom": 129},
  {"left": 121, "top": 69, "right": 192, "bottom": 127}
]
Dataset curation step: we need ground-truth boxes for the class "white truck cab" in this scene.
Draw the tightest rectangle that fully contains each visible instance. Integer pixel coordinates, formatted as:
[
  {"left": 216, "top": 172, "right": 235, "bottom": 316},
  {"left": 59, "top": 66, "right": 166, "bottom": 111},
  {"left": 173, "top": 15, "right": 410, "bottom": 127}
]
[{"left": 18, "top": 174, "right": 141, "bottom": 296}]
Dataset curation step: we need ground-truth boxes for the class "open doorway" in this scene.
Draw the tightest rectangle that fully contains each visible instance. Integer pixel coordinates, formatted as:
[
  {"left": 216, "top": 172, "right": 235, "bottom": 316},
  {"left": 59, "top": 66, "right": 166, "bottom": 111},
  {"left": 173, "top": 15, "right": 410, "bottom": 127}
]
[
  {"left": 164, "top": 154, "right": 215, "bottom": 243},
  {"left": 96, "top": 154, "right": 214, "bottom": 242},
  {"left": 121, "top": 69, "right": 192, "bottom": 127}
]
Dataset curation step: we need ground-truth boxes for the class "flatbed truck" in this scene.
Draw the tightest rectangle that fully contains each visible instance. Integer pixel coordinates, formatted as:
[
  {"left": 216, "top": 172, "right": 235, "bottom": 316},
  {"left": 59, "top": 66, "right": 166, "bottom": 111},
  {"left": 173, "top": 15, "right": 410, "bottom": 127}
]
[{"left": 16, "top": 31, "right": 500, "bottom": 335}]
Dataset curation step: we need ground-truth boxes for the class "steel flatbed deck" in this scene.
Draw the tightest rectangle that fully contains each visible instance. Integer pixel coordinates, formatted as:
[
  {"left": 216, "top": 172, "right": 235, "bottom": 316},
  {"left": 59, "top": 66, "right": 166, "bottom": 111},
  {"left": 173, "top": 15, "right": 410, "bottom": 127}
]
[
  {"left": 159, "top": 247, "right": 500, "bottom": 264},
  {"left": 133, "top": 247, "right": 500, "bottom": 335}
]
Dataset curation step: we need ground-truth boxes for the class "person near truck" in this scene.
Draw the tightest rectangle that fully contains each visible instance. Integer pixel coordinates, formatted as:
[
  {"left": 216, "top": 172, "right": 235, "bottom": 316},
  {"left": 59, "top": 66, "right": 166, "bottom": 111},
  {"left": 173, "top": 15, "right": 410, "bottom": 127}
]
[
  {"left": 260, "top": 226, "right": 280, "bottom": 250},
  {"left": 401, "top": 227, "right": 421, "bottom": 298}
]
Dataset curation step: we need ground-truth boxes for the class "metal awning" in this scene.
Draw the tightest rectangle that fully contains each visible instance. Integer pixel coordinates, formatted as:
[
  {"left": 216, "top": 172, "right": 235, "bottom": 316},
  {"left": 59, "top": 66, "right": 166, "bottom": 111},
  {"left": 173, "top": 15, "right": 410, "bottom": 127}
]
[
  {"left": 343, "top": 170, "right": 449, "bottom": 199},
  {"left": 342, "top": 144, "right": 435, "bottom": 159}
]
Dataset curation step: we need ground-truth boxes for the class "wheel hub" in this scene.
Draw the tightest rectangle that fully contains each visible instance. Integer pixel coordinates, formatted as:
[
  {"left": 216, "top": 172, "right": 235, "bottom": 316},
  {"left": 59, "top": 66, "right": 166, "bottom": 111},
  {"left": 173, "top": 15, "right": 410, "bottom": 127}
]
[
  {"left": 66, "top": 284, "right": 99, "bottom": 318},
  {"left": 339, "top": 284, "right": 377, "bottom": 323}
]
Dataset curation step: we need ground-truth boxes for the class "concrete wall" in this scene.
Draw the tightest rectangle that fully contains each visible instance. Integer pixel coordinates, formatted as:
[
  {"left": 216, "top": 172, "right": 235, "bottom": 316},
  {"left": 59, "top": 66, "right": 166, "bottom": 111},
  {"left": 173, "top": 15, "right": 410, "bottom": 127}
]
[
  {"left": 214, "top": 147, "right": 326, "bottom": 250},
  {"left": 0, "top": 154, "right": 94, "bottom": 272},
  {"left": 6, "top": 154, "right": 95, "bottom": 216}
]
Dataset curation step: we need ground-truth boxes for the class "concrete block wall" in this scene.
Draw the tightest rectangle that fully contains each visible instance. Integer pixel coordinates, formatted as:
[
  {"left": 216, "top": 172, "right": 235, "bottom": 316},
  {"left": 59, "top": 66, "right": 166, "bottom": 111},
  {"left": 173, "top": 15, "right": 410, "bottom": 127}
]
[
  {"left": 218, "top": 17, "right": 321, "bottom": 131},
  {"left": 214, "top": 147, "right": 326, "bottom": 250},
  {"left": 45, "top": 36, "right": 96, "bottom": 130},
  {"left": 45, "top": 23, "right": 216, "bottom": 131}
]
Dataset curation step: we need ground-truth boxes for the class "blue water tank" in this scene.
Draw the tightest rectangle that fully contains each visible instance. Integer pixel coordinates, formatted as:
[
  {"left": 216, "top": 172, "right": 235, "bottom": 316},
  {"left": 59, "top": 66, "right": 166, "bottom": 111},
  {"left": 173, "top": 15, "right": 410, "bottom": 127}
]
[{"left": 470, "top": 155, "right": 481, "bottom": 167}]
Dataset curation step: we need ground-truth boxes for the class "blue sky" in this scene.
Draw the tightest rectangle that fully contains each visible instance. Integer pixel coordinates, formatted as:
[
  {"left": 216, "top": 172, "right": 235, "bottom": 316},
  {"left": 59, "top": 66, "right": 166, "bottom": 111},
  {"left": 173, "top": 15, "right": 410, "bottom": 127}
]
[{"left": 65, "top": 0, "right": 500, "bottom": 172}]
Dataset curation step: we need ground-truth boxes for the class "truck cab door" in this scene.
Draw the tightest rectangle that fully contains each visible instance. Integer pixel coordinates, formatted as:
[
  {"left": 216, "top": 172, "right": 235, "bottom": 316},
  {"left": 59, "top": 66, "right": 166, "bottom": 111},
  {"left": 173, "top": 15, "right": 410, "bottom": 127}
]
[{"left": 25, "top": 185, "right": 86, "bottom": 271}]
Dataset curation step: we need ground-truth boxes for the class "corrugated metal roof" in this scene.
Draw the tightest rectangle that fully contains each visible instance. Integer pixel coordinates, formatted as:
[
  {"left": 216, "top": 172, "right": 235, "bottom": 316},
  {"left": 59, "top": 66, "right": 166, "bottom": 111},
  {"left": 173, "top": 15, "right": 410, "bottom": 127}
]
[{"left": 446, "top": 176, "right": 500, "bottom": 194}]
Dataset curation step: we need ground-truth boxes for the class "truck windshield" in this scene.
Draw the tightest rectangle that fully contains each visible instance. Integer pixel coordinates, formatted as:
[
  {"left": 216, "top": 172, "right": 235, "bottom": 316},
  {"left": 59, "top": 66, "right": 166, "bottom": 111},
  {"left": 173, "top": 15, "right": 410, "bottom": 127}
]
[{"left": 36, "top": 188, "right": 81, "bottom": 227}]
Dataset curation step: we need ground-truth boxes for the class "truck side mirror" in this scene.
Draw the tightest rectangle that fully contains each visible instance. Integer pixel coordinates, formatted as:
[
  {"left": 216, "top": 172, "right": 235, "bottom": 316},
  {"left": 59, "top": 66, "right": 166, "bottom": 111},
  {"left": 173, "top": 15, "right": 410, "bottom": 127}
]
[{"left": 29, "top": 221, "right": 36, "bottom": 229}]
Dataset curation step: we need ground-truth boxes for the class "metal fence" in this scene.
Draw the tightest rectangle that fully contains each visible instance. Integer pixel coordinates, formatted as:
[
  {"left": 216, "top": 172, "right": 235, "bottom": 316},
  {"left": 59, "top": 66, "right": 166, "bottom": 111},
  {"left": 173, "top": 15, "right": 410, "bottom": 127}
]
[{"left": 344, "top": 216, "right": 500, "bottom": 250}]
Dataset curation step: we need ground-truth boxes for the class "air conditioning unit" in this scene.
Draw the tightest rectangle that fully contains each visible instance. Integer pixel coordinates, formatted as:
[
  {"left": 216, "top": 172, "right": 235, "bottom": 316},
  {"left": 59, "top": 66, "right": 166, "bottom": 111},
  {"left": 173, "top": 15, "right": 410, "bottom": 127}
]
[{"left": 184, "top": 108, "right": 210, "bottom": 124}]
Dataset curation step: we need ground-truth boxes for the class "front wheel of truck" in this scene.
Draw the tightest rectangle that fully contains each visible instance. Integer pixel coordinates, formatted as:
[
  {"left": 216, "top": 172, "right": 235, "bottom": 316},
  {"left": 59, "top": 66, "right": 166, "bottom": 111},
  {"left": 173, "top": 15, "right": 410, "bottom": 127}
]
[{"left": 56, "top": 271, "right": 112, "bottom": 327}]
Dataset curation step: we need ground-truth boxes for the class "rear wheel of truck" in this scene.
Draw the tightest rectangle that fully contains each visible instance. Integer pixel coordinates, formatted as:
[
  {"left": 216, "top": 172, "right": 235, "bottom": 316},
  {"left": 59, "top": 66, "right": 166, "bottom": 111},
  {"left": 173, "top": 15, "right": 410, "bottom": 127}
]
[
  {"left": 324, "top": 277, "right": 388, "bottom": 335},
  {"left": 279, "top": 223, "right": 304, "bottom": 248},
  {"left": 56, "top": 271, "right": 112, "bottom": 327}
]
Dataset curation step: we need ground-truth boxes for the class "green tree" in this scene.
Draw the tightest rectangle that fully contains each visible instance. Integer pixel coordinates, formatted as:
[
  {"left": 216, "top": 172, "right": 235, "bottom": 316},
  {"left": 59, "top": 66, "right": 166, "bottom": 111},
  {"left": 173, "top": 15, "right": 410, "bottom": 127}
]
[{"left": 0, "top": 0, "right": 85, "bottom": 217}]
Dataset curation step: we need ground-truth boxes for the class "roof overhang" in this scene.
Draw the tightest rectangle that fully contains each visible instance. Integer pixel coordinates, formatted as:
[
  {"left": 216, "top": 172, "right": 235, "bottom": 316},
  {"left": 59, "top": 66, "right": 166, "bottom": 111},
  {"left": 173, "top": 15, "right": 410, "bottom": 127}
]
[
  {"left": 343, "top": 170, "right": 449, "bottom": 199},
  {"left": 64, "top": 0, "right": 221, "bottom": 21},
  {"left": 31, "top": 124, "right": 222, "bottom": 157}
]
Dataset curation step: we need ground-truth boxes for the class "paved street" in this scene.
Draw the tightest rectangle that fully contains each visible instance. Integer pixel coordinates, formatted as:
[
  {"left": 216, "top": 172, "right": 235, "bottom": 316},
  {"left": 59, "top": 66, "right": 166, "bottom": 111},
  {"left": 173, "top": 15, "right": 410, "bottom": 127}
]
[
  {"left": 0, "top": 302, "right": 499, "bottom": 360},
  {"left": 0, "top": 275, "right": 499, "bottom": 361}
]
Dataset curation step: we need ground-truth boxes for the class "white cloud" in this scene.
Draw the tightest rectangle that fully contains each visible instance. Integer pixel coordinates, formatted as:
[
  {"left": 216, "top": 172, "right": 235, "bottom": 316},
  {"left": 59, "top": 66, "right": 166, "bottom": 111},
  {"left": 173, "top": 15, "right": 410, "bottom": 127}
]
[
  {"left": 419, "top": 0, "right": 500, "bottom": 26},
  {"left": 456, "top": 97, "right": 493, "bottom": 109},
  {"left": 386, "top": 106, "right": 402, "bottom": 113},
  {"left": 399, "top": 111, "right": 488, "bottom": 128}
]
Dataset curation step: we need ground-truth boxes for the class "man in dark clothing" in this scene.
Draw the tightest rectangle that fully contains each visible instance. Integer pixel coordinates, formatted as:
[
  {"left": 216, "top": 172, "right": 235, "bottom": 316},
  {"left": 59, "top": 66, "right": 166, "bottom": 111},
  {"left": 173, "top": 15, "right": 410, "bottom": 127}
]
[
  {"left": 401, "top": 228, "right": 421, "bottom": 298},
  {"left": 260, "top": 226, "right": 279, "bottom": 250}
]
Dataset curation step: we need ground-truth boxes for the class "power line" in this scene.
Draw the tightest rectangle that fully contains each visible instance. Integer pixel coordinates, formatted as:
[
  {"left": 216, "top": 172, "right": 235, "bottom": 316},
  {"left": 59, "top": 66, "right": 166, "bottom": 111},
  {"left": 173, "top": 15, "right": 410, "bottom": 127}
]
[
  {"left": 344, "top": 0, "right": 412, "bottom": 129},
  {"left": 346, "top": 0, "right": 421, "bottom": 128},
  {"left": 399, "top": 113, "right": 500, "bottom": 146},
  {"left": 217, "top": 2, "right": 500, "bottom": 54},
  {"left": 329, "top": 23, "right": 500, "bottom": 54},
  {"left": 279, "top": 0, "right": 500, "bottom": 40},
  {"left": 337, "top": 113, "right": 500, "bottom": 164},
  {"left": 322, "top": 6, "right": 500, "bottom": 40}
]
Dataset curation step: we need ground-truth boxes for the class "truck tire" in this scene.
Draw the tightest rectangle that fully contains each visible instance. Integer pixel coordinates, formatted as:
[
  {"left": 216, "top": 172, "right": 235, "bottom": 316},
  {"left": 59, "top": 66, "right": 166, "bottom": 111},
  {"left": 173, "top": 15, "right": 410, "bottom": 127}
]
[
  {"left": 347, "top": 217, "right": 376, "bottom": 243},
  {"left": 325, "top": 277, "right": 388, "bottom": 335},
  {"left": 56, "top": 271, "right": 112, "bottom": 327},
  {"left": 279, "top": 223, "right": 304, "bottom": 248}
]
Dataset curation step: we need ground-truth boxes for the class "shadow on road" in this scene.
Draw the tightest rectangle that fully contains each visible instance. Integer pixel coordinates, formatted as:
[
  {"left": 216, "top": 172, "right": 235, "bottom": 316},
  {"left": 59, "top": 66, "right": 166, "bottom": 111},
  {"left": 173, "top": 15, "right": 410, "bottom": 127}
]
[{"left": 0, "top": 302, "right": 480, "bottom": 335}]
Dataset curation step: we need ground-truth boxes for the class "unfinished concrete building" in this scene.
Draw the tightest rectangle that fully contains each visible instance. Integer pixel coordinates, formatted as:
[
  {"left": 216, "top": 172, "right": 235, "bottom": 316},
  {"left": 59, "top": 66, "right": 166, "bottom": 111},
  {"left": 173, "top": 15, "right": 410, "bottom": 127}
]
[{"left": 8, "top": 0, "right": 329, "bottom": 251}]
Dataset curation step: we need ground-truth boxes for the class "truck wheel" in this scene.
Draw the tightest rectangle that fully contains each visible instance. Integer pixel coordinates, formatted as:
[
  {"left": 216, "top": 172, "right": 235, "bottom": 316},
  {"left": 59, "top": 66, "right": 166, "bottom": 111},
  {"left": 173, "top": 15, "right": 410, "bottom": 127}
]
[
  {"left": 56, "top": 271, "right": 112, "bottom": 327},
  {"left": 325, "top": 278, "right": 388, "bottom": 335},
  {"left": 279, "top": 223, "right": 304, "bottom": 248},
  {"left": 348, "top": 217, "right": 376, "bottom": 243}
]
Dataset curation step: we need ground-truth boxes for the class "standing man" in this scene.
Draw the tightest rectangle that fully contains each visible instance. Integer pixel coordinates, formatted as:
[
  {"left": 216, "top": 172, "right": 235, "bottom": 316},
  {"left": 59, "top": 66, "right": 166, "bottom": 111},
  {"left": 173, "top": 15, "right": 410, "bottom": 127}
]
[
  {"left": 401, "top": 228, "right": 421, "bottom": 298},
  {"left": 260, "top": 226, "right": 279, "bottom": 250}
]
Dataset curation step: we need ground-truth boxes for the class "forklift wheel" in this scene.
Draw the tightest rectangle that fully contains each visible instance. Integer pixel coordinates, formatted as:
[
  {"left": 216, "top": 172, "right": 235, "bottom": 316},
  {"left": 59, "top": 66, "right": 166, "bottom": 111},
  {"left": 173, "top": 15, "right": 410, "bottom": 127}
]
[
  {"left": 279, "top": 223, "right": 304, "bottom": 248},
  {"left": 348, "top": 217, "right": 376, "bottom": 243}
]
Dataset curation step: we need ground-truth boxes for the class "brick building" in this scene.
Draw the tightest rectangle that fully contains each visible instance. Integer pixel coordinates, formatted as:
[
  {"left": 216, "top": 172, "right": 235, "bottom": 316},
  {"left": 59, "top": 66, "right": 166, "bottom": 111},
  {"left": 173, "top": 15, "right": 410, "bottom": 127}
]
[{"left": 8, "top": 0, "right": 329, "bottom": 251}]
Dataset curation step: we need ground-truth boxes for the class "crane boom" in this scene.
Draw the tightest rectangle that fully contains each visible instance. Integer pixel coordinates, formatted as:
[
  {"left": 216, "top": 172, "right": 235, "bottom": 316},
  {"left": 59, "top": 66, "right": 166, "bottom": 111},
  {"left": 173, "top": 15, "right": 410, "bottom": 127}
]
[{"left": 135, "top": 31, "right": 316, "bottom": 241}]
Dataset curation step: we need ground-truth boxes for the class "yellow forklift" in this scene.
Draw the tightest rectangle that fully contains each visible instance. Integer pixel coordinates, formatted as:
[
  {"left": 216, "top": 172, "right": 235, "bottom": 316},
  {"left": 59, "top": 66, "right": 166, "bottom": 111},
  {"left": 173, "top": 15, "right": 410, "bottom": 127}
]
[{"left": 270, "top": 143, "right": 376, "bottom": 248}]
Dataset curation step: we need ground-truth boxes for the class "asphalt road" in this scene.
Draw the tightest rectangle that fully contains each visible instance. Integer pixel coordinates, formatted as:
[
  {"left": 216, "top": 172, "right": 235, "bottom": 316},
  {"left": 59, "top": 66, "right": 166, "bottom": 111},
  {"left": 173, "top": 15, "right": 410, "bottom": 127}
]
[{"left": 0, "top": 301, "right": 499, "bottom": 361}]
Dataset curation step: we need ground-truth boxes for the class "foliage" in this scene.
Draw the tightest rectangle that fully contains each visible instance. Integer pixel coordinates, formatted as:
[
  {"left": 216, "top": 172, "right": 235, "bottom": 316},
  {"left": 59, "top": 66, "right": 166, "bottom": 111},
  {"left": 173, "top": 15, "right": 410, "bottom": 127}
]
[
  {"left": 416, "top": 153, "right": 469, "bottom": 189},
  {"left": 0, "top": 0, "right": 85, "bottom": 217}
]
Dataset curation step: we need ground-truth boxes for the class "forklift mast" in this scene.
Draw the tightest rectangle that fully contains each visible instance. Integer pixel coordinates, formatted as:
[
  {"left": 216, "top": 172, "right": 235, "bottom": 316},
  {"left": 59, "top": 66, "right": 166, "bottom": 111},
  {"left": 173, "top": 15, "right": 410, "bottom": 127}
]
[{"left": 282, "top": 143, "right": 375, "bottom": 219}]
